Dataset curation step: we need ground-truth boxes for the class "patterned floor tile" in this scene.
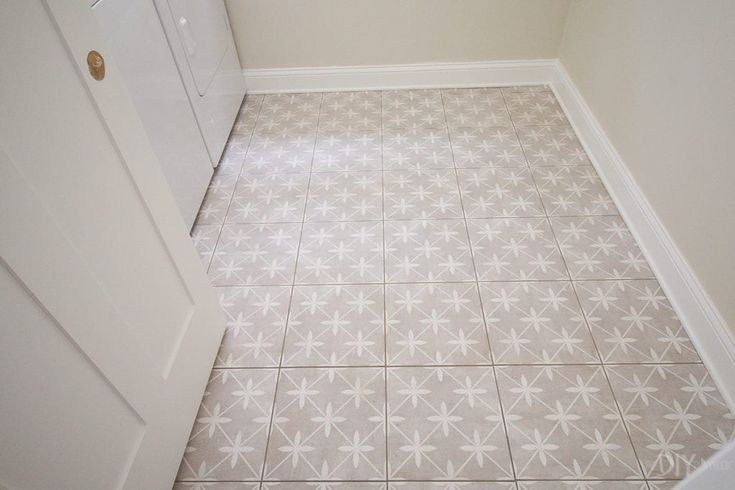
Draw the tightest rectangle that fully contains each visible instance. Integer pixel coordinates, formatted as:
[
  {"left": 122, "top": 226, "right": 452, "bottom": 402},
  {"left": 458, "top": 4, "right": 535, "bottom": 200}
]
[
  {"left": 550, "top": 216, "right": 653, "bottom": 280},
  {"left": 191, "top": 224, "right": 221, "bottom": 269},
  {"left": 516, "top": 126, "right": 590, "bottom": 166},
  {"left": 313, "top": 130, "right": 382, "bottom": 172},
  {"left": 479, "top": 281, "right": 599, "bottom": 365},
  {"left": 390, "top": 484, "right": 515, "bottom": 490},
  {"left": 516, "top": 482, "right": 646, "bottom": 490},
  {"left": 457, "top": 167, "right": 544, "bottom": 218},
  {"left": 232, "top": 94, "right": 264, "bottom": 136},
  {"left": 319, "top": 91, "right": 382, "bottom": 132},
  {"left": 264, "top": 368, "right": 386, "bottom": 480},
  {"left": 505, "top": 91, "right": 568, "bottom": 127},
  {"left": 244, "top": 133, "right": 316, "bottom": 174},
  {"left": 574, "top": 280, "right": 699, "bottom": 363},
  {"left": 646, "top": 482, "right": 680, "bottom": 490},
  {"left": 305, "top": 171, "right": 382, "bottom": 222},
  {"left": 219, "top": 134, "right": 253, "bottom": 173},
  {"left": 214, "top": 286, "right": 291, "bottom": 368},
  {"left": 442, "top": 88, "right": 512, "bottom": 128},
  {"left": 383, "top": 128, "right": 453, "bottom": 170},
  {"left": 227, "top": 173, "right": 309, "bottom": 223},
  {"left": 256, "top": 93, "right": 322, "bottom": 135},
  {"left": 385, "top": 219, "right": 475, "bottom": 283},
  {"left": 176, "top": 369, "right": 277, "bottom": 481},
  {"left": 501, "top": 85, "right": 552, "bottom": 95},
  {"left": 296, "top": 221, "right": 384, "bottom": 284},
  {"left": 386, "top": 283, "right": 491, "bottom": 365},
  {"left": 209, "top": 223, "right": 301, "bottom": 286},
  {"left": 467, "top": 218, "right": 567, "bottom": 281},
  {"left": 531, "top": 166, "right": 615, "bottom": 216},
  {"left": 264, "top": 484, "right": 386, "bottom": 489},
  {"left": 174, "top": 483, "right": 259, "bottom": 490},
  {"left": 607, "top": 364, "right": 735, "bottom": 479},
  {"left": 283, "top": 284, "right": 385, "bottom": 366},
  {"left": 387, "top": 366, "right": 513, "bottom": 480},
  {"left": 383, "top": 89, "right": 445, "bottom": 130},
  {"left": 383, "top": 169, "right": 463, "bottom": 220},
  {"left": 196, "top": 173, "right": 238, "bottom": 225},
  {"left": 496, "top": 365, "right": 641, "bottom": 480},
  {"left": 450, "top": 127, "right": 527, "bottom": 168}
]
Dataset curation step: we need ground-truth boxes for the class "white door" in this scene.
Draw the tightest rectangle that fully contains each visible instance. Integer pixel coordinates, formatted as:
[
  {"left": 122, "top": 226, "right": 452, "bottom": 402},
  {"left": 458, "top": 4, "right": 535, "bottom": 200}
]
[{"left": 0, "top": 1, "right": 225, "bottom": 489}]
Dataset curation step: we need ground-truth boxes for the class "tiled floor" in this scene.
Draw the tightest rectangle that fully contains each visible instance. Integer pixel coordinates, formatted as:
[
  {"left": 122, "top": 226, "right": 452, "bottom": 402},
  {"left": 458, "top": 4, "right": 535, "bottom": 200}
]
[{"left": 178, "top": 87, "right": 735, "bottom": 489}]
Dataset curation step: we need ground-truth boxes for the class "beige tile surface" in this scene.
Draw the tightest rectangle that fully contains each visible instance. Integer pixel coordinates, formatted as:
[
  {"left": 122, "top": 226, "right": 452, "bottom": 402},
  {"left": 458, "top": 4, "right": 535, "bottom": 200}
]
[{"left": 179, "top": 89, "right": 733, "bottom": 488}]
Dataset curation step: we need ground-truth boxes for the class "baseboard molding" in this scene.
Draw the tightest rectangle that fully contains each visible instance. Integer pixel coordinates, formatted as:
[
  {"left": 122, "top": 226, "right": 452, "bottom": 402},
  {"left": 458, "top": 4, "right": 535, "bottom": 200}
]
[
  {"left": 243, "top": 58, "right": 735, "bottom": 410},
  {"left": 549, "top": 60, "right": 735, "bottom": 411},
  {"left": 243, "top": 60, "right": 556, "bottom": 94}
]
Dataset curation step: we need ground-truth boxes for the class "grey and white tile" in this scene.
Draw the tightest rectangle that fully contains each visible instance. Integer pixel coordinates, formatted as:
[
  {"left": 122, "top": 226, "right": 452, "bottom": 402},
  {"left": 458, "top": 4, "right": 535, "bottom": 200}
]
[
  {"left": 296, "top": 221, "right": 384, "bottom": 284},
  {"left": 607, "top": 364, "right": 735, "bottom": 479},
  {"left": 442, "top": 88, "right": 512, "bottom": 128},
  {"left": 531, "top": 166, "right": 615, "bottom": 216},
  {"left": 467, "top": 218, "right": 567, "bottom": 281},
  {"left": 383, "top": 89, "right": 445, "bottom": 130},
  {"left": 551, "top": 216, "right": 653, "bottom": 280},
  {"left": 319, "top": 91, "right": 382, "bottom": 132},
  {"left": 244, "top": 133, "right": 316, "bottom": 174},
  {"left": 517, "top": 126, "right": 590, "bottom": 166},
  {"left": 196, "top": 173, "right": 238, "bottom": 225},
  {"left": 313, "top": 130, "right": 382, "bottom": 172},
  {"left": 232, "top": 94, "right": 264, "bottom": 136},
  {"left": 496, "top": 365, "right": 641, "bottom": 480},
  {"left": 458, "top": 167, "right": 544, "bottom": 218},
  {"left": 227, "top": 173, "right": 309, "bottom": 223},
  {"left": 256, "top": 93, "right": 322, "bottom": 135},
  {"left": 383, "top": 128, "right": 453, "bottom": 170},
  {"left": 386, "top": 283, "right": 491, "bottom": 365},
  {"left": 191, "top": 223, "right": 222, "bottom": 269},
  {"left": 450, "top": 127, "right": 526, "bottom": 168},
  {"left": 283, "top": 284, "right": 385, "bottom": 366},
  {"left": 209, "top": 223, "right": 301, "bottom": 286},
  {"left": 384, "top": 169, "right": 463, "bottom": 220},
  {"left": 505, "top": 91, "right": 568, "bottom": 127},
  {"left": 385, "top": 219, "right": 475, "bottom": 283},
  {"left": 575, "top": 280, "right": 699, "bottom": 363},
  {"left": 176, "top": 369, "right": 277, "bottom": 481},
  {"left": 306, "top": 171, "right": 382, "bottom": 222},
  {"left": 264, "top": 367, "right": 386, "bottom": 481},
  {"left": 214, "top": 286, "right": 291, "bottom": 368},
  {"left": 387, "top": 366, "right": 513, "bottom": 480},
  {"left": 480, "top": 281, "right": 599, "bottom": 364}
]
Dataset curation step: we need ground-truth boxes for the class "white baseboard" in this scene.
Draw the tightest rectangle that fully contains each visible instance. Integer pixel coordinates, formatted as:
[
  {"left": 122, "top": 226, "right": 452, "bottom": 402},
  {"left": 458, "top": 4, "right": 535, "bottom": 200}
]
[
  {"left": 243, "top": 60, "right": 556, "bottom": 94},
  {"left": 243, "top": 58, "right": 735, "bottom": 410},
  {"left": 549, "top": 60, "right": 735, "bottom": 411}
]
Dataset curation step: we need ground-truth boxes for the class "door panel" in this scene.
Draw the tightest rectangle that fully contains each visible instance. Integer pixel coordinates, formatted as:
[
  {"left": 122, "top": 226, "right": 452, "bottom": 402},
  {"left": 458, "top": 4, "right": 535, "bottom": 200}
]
[{"left": 0, "top": 1, "right": 226, "bottom": 488}]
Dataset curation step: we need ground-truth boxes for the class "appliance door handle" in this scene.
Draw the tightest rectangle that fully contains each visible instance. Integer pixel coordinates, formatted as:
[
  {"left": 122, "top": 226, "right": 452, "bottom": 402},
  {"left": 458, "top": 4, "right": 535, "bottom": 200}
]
[{"left": 178, "top": 16, "right": 196, "bottom": 56}]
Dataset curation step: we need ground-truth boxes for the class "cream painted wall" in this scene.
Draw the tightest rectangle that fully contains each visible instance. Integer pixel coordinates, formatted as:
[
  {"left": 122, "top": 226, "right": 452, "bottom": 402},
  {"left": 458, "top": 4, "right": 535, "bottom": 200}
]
[
  {"left": 225, "top": 0, "right": 571, "bottom": 69},
  {"left": 559, "top": 0, "right": 735, "bottom": 331}
]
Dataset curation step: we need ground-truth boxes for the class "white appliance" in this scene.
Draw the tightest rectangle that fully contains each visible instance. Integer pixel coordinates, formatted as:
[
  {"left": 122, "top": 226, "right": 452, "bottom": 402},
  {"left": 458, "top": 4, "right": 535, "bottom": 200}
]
[
  {"left": 158, "top": 0, "right": 246, "bottom": 164},
  {"left": 93, "top": 0, "right": 245, "bottom": 228}
]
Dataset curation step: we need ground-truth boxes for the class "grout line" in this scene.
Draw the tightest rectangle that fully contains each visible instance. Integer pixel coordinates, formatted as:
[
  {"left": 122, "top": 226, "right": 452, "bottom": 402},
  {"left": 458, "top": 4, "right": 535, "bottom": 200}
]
[
  {"left": 257, "top": 92, "right": 325, "bottom": 482},
  {"left": 444, "top": 88, "right": 520, "bottom": 481},
  {"left": 507, "top": 86, "right": 650, "bottom": 480}
]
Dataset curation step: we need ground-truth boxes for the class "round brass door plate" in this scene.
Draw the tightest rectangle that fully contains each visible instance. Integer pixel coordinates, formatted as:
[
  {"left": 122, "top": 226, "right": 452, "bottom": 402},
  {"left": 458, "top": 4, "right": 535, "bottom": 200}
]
[{"left": 87, "top": 50, "right": 105, "bottom": 81}]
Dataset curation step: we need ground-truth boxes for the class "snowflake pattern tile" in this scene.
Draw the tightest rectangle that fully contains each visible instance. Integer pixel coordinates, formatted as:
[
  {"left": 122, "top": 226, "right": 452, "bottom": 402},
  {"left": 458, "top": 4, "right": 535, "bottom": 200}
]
[
  {"left": 306, "top": 171, "right": 383, "bottom": 222},
  {"left": 386, "top": 283, "right": 491, "bottom": 365},
  {"left": 264, "top": 368, "right": 386, "bottom": 480},
  {"left": 283, "top": 284, "right": 385, "bottom": 366},
  {"left": 385, "top": 219, "right": 475, "bottom": 283}
]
